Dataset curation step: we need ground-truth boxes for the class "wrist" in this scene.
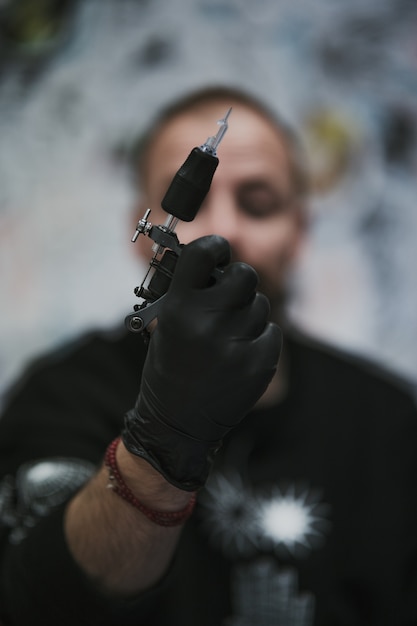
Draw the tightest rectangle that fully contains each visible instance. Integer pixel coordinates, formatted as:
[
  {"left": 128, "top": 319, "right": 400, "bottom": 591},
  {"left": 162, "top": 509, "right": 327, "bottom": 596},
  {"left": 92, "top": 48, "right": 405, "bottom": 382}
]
[
  {"left": 116, "top": 439, "right": 193, "bottom": 510},
  {"left": 104, "top": 438, "right": 196, "bottom": 527}
]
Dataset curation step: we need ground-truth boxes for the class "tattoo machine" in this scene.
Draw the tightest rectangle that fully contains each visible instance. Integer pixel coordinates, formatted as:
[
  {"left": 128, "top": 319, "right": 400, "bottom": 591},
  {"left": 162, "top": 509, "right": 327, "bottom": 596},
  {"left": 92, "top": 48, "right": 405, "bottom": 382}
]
[{"left": 125, "top": 107, "right": 232, "bottom": 334}]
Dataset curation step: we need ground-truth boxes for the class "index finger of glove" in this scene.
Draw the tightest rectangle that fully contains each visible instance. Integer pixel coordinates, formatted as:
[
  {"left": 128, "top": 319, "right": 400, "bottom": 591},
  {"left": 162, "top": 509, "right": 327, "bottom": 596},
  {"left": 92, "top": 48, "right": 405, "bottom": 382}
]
[{"left": 171, "top": 235, "right": 231, "bottom": 292}]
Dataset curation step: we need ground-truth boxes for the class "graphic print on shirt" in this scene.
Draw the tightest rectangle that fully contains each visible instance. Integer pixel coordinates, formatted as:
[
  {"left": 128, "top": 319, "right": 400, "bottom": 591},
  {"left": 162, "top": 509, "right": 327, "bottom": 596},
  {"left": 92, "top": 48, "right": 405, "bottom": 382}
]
[
  {"left": 199, "top": 471, "right": 332, "bottom": 625},
  {"left": 226, "top": 559, "right": 315, "bottom": 626},
  {"left": 0, "top": 458, "right": 95, "bottom": 544},
  {"left": 199, "top": 471, "right": 331, "bottom": 558}
]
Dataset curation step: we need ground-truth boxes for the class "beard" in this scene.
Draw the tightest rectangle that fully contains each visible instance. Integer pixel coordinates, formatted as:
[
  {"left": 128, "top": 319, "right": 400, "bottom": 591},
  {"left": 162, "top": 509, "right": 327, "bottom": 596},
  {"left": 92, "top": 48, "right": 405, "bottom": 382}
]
[
  {"left": 227, "top": 247, "right": 294, "bottom": 329},
  {"left": 257, "top": 280, "right": 289, "bottom": 328}
]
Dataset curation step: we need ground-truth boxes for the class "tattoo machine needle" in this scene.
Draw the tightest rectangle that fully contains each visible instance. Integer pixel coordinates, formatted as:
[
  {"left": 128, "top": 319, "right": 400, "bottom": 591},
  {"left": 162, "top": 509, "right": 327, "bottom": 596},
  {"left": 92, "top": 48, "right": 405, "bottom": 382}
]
[{"left": 200, "top": 106, "right": 232, "bottom": 154}]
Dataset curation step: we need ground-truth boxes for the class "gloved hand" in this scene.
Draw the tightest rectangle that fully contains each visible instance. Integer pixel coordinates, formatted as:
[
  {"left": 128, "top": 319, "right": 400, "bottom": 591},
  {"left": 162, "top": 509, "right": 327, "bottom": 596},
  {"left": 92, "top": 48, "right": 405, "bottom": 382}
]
[{"left": 122, "top": 235, "right": 281, "bottom": 491}]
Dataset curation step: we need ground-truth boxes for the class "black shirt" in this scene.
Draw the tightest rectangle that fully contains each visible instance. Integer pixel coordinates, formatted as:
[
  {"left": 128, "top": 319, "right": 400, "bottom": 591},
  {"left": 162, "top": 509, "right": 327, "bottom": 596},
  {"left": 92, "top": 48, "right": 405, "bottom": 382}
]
[{"left": 1, "top": 325, "right": 416, "bottom": 625}]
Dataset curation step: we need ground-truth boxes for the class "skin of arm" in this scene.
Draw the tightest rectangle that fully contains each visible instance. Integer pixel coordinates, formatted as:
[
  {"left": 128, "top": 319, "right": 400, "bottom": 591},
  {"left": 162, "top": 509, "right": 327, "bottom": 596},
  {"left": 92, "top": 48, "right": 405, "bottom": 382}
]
[{"left": 64, "top": 440, "right": 193, "bottom": 597}]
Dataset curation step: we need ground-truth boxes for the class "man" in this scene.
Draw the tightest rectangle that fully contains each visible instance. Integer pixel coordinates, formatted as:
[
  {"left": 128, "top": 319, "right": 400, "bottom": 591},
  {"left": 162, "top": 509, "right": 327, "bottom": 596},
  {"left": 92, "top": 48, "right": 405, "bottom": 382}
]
[{"left": 1, "top": 86, "right": 417, "bottom": 626}]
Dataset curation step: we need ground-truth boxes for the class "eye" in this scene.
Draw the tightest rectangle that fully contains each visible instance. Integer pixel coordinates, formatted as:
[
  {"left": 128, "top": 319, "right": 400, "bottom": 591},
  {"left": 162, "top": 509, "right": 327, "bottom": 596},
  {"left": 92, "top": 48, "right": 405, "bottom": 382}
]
[{"left": 236, "top": 181, "right": 289, "bottom": 218}]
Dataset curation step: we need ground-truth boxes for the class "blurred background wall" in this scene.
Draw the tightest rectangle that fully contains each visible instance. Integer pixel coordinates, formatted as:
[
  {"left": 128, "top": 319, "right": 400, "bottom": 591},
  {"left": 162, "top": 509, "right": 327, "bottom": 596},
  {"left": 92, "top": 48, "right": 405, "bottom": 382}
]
[{"left": 1, "top": 0, "right": 417, "bottom": 402}]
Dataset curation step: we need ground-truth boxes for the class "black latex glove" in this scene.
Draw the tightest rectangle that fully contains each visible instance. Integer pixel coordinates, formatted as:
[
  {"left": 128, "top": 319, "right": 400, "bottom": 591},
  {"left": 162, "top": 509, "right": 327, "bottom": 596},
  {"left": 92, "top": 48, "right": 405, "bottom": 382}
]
[{"left": 122, "top": 235, "right": 282, "bottom": 491}]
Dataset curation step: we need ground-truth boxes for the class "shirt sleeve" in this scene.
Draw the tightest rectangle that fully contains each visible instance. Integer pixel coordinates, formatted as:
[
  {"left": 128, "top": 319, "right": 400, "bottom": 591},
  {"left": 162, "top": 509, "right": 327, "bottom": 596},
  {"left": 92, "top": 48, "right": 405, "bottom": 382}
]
[
  {"left": 0, "top": 503, "right": 171, "bottom": 626},
  {"left": 0, "top": 329, "right": 159, "bottom": 625}
]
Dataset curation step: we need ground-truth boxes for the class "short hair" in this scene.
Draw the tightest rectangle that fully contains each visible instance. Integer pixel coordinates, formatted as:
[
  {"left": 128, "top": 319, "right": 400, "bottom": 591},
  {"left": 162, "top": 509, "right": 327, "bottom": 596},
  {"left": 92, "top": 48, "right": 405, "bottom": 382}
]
[{"left": 130, "top": 85, "right": 309, "bottom": 199}]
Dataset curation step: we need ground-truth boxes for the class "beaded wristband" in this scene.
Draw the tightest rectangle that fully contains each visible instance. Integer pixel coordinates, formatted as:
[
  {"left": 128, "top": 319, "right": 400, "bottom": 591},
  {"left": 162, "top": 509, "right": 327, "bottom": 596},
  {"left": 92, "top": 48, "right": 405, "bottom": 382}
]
[{"left": 104, "top": 437, "right": 197, "bottom": 527}]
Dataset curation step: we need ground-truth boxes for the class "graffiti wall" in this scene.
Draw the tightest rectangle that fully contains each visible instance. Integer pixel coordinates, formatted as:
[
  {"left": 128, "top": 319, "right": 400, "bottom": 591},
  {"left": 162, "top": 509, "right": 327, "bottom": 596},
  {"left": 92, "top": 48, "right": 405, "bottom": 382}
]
[{"left": 1, "top": 0, "right": 416, "bottom": 400}]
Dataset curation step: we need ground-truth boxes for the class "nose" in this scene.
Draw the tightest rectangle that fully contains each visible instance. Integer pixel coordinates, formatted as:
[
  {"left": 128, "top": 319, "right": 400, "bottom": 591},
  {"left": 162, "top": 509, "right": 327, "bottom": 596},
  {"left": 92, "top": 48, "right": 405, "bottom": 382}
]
[
  {"left": 176, "top": 186, "right": 242, "bottom": 253},
  {"left": 200, "top": 190, "right": 240, "bottom": 245}
]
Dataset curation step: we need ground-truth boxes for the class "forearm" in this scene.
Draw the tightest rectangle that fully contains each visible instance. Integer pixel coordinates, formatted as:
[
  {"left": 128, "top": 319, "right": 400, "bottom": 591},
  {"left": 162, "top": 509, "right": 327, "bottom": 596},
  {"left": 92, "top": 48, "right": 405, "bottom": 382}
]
[{"left": 64, "top": 441, "right": 193, "bottom": 596}]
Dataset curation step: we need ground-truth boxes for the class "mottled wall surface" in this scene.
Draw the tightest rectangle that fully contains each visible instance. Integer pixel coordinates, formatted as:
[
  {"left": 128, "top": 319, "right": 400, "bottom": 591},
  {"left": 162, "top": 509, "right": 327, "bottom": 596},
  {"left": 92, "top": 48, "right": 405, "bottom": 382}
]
[{"left": 1, "top": 0, "right": 417, "bottom": 401}]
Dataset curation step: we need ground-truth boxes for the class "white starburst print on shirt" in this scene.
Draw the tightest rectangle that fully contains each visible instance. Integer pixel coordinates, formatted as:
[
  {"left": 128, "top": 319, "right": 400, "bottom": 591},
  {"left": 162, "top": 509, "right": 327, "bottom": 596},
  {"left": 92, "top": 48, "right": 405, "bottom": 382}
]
[
  {"left": 259, "top": 484, "right": 331, "bottom": 557},
  {"left": 199, "top": 472, "right": 331, "bottom": 559}
]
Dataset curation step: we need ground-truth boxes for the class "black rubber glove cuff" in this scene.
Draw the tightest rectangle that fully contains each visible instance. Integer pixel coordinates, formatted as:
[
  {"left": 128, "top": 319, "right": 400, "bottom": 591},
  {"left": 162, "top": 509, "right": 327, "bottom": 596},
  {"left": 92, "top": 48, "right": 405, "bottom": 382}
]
[{"left": 122, "top": 407, "right": 222, "bottom": 491}]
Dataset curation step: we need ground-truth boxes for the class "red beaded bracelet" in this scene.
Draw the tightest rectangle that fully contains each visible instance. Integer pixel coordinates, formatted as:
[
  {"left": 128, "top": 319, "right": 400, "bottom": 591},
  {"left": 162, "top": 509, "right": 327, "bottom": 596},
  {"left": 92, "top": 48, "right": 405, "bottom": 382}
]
[{"left": 104, "top": 437, "right": 197, "bottom": 527}]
